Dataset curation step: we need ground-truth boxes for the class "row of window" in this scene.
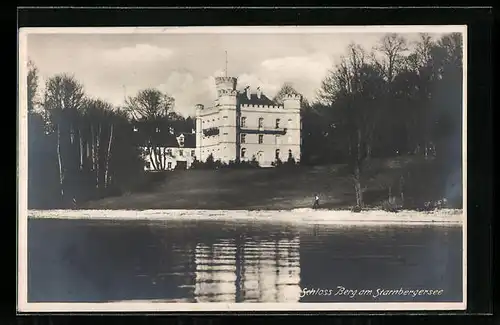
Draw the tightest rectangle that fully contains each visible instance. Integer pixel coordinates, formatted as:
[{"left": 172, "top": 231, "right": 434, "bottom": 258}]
[
  {"left": 145, "top": 148, "right": 195, "bottom": 157},
  {"left": 240, "top": 134, "right": 293, "bottom": 145},
  {"left": 201, "top": 117, "right": 293, "bottom": 129},
  {"left": 240, "top": 117, "right": 289, "bottom": 129},
  {"left": 145, "top": 161, "right": 174, "bottom": 170},
  {"left": 240, "top": 148, "right": 293, "bottom": 159}
]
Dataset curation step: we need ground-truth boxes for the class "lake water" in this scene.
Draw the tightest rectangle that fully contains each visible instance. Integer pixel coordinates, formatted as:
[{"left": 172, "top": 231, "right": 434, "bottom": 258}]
[{"left": 27, "top": 218, "right": 463, "bottom": 303}]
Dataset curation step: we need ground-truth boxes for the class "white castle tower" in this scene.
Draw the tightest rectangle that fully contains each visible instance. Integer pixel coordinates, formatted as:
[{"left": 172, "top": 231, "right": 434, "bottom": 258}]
[{"left": 195, "top": 55, "right": 301, "bottom": 166}]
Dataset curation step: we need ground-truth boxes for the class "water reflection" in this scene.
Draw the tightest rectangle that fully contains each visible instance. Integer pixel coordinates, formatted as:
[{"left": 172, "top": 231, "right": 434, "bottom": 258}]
[
  {"left": 27, "top": 219, "right": 462, "bottom": 303},
  {"left": 194, "top": 236, "right": 301, "bottom": 302}
]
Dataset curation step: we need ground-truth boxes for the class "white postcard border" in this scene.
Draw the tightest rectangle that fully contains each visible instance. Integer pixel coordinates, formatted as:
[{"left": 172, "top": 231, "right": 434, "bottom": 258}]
[{"left": 17, "top": 24, "right": 468, "bottom": 313}]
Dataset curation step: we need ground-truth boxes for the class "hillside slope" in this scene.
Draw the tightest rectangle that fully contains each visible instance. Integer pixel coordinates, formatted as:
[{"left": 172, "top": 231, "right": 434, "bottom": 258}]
[{"left": 82, "top": 157, "right": 455, "bottom": 210}]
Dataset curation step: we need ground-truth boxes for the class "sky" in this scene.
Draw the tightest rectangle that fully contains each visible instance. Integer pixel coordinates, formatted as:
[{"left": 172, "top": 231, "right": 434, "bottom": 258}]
[{"left": 25, "top": 27, "right": 456, "bottom": 117}]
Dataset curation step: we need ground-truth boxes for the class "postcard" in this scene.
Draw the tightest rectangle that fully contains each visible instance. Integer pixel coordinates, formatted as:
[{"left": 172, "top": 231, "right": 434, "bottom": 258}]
[{"left": 18, "top": 25, "right": 467, "bottom": 312}]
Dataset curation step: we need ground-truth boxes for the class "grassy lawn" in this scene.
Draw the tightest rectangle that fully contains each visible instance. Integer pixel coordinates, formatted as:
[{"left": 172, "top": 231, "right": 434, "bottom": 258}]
[{"left": 82, "top": 156, "right": 455, "bottom": 210}]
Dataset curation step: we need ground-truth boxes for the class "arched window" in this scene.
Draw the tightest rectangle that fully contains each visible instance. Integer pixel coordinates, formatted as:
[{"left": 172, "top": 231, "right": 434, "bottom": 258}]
[
  {"left": 275, "top": 118, "right": 281, "bottom": 129},
  {"left": 258, "top": 117, "right": 264, "bottom": 128},
  {"left": 241, "top": 116, "right": 247, "bottom": 127},
  {"left": 241, "top": 148, "right": 247, "bottom": 159},
  {"left": 275, "top": 149, "right": 280, "bottom": 160}
]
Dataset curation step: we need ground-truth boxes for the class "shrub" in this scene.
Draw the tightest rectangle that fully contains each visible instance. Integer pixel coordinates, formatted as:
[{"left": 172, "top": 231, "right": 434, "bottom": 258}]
[{"left": 190, "top": 155, "right": 260, "bottom": 170}]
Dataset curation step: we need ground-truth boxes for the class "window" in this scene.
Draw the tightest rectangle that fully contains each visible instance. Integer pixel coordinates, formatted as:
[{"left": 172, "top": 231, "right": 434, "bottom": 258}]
[
  {"left": 191, "top": 150, "right": 195, "bottom": 157},
  {"left": 167, "top": 148, "right": 172, "bottom": 155},
  {"left": 241, "top": 148, "right": 247, "bottom": 158},
  {"left": 241, "top": 134, "right": 246, "bottom": 144},
  {"left": 258, "top": 117, "right": 264, "bottom": 128},
  {"left": 288, "top": 149, "right": 293, "bottom": 159},
  {"left": 241, "top": 117, "right": 246, "bottom": 127},
  {"left": 223, "top": 132, "right": 228, "bottom": 135},
  {"left": 275, "top": 119, "right": 281, "bottom": 129},
  {"left": 168, "top": 162, "right": 172, "bottom": 169},
  {"left": 275, "top": 149, "right": 280, "bottom": 160},
  {"left": 145, "top": 161, "right": 151, "bottom": 169},
  {"left": 258, "top": 134, "right": 263, "bottom": 144},
  {"left": 223, "top": 116, "right": 228, "bottom": 119},
  {"left": 179, "top": 150, "right": 184, "bottom": 157}
]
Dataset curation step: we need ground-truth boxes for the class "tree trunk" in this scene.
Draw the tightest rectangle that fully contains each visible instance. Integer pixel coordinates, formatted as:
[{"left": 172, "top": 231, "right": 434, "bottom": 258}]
[
  {"left": 91, "top": 124, "right": 96, "bottom": 171},
  {"left": 353, "top": 128, "right": 364, "bottom": 208},
  {"left": 96, "top": 123, "right": 101, "bottom": 189},
  {"left": 104, "top": 123, "right": 114, "bottom": 188},
  {"left": 149, "top": 145, "right": 158, "bottom": 171},
  {"left": 162, "top": 147, "right": 167, "bottom": 170},
  {"left": 56, "top": 124, "right": 65, "bottom": 202},
  {"left": 353, "top": 165, "right": 363, "bottom": 208},
  {"left": 154, "top": 145, "right": 161, "bottom": 170},
  {"left": 79, "top": 128, "right": 84, "bottom": 170}
]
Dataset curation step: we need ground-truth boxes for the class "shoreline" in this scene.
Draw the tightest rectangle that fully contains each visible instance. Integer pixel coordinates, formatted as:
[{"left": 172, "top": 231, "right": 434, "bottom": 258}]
[{"left": 26, "top": 208, "right": 464, "bottom": 226}]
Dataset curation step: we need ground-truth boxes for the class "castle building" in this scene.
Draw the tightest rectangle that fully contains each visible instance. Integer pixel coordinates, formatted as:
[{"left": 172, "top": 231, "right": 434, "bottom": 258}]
[{"left": 195, "top": 76, "right": 302, "bottom": 167}]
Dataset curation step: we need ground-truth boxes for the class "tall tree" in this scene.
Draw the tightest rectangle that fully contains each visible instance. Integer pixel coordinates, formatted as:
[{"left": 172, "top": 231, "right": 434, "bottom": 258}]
[
  {"left": 80, "top": 98, "right": 117, "bottom": 191},
  {"left": 318, "top": 43, "right": 382, "bottom": 208},
  {"left": 42, "top": 74, "right": 85, "bottom": 204},
  {"left": 125, "top": 88, "right": 175, "bottom": 171},
  {"left": 273, "top": 83, "right": 301, "bottom": 105},
  {"left": 373, "top": 33, "right": 409, "bottom": 83},
  {"left": 27, "top": 59, "right": 39, "bottom": 113}
]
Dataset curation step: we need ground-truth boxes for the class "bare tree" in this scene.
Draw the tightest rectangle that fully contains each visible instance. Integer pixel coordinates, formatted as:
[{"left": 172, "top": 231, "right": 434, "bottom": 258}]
[
  {"left": 125, "top": 88, "right": 174, "bottom": 121},
  {"left": 27, "top": 59, "right": 39, "bottom": 113},
  {"left": 373, "top": 33, "right": 409, "bottom": 83},
  {"left": 42, "top": 74, "right": 85, "bottom": 204},
  {"left": 273, "top": 83, "right": 301, "bottom": 105},
  {"left": 125, "top": 88, "right": 175, "bottom": 171},
  {"left": 81, "top": 98, "right": 116, "bottom": 190},
  {"left": 318, "top": 43, "right": 383, "bottom": 208}
]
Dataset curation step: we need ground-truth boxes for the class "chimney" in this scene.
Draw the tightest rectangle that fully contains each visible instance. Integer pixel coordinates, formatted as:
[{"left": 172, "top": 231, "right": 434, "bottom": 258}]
[
  {"left": 256, "top": 87, "right": 262, "bottom": 99},
  {"left": 245, "top": 86, "right": 251, "bottom": 100}
]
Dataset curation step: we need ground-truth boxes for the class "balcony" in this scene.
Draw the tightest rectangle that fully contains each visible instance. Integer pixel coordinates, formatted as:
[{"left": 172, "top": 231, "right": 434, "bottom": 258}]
[
  {"left": 240, "top": 127, "right": 287, "bottom": 135},
  {"left": 203, "top": 127, "right": 220, "bottom": 137}
]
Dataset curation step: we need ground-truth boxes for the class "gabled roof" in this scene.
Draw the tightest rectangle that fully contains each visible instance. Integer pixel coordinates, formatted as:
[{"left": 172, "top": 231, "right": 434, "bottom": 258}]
[
  {"left": 132, "top": 129, "right": 196, "bottom": 148},
  {"left": 237, "top": 91, "right": 277, "bottom": 106},
  {"left": 178, "top": 132, "right": 196, "bottom": 148}
]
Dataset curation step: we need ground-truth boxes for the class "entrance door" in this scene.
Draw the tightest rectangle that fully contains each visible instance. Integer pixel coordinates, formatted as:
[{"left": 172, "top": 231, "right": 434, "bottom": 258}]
[
  {"left": 257, "top": 151, "right": 264, "bottom": 166},
  {"left": 176, "top": 161, "right": 188, "bottom": 170}
]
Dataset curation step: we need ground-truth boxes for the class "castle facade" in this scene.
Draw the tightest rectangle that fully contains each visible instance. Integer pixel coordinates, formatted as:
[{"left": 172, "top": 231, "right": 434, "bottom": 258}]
[{"left": 195, "top": 76, "right": 301, "bottom": 167}]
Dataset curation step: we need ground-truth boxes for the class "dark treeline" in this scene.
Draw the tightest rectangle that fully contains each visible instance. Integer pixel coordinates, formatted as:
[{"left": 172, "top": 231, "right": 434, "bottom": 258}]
[
  {"left": 27, "top": 67, "right": 193, "bottom": 208},
  {"left": 27, "top": 32, "right": 463, "bottom": 210},
  {"left": 285, "top": 32, "right": 463, "bottom": 209}
]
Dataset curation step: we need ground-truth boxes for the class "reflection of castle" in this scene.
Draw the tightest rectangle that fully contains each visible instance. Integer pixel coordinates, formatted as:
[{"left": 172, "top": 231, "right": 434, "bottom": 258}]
[
  {"left": 194, "top": 240, "right": 238, "bottom": 302},
  {"left": 194, "top": 236, "right": 301, "bottom": 303},
  {"left": 195, "top": 76, "right": 302, "bottom": 167}
]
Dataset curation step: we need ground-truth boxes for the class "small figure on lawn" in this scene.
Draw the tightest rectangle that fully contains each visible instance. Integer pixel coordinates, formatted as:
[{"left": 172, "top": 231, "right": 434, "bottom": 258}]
[{"left": 313, "top": 193, "right": 320, "bottom": 209}]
